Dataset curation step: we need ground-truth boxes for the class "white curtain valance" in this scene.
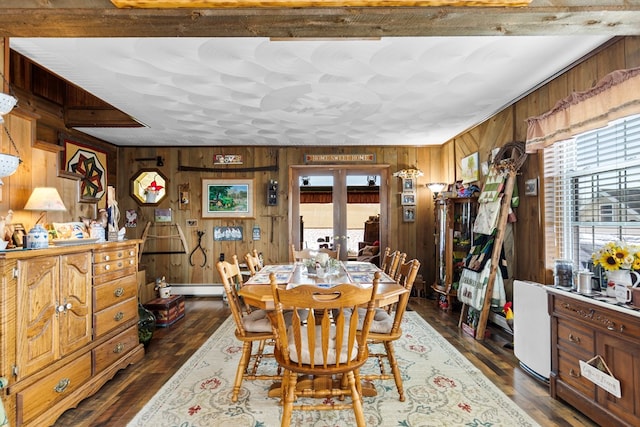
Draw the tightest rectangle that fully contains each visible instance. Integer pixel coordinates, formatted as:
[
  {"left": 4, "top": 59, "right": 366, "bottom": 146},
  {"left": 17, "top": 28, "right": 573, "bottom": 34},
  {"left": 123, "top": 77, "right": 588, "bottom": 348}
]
[{"left": 525, "top": 66, "right": 640, "bottom": 153}]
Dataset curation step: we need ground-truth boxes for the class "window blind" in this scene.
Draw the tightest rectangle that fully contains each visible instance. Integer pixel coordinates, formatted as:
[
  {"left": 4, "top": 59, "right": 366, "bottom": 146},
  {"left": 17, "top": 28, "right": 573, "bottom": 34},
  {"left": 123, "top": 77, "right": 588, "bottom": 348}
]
[{"left": 543, "top": 114, "right": 640, "bottom": 270}]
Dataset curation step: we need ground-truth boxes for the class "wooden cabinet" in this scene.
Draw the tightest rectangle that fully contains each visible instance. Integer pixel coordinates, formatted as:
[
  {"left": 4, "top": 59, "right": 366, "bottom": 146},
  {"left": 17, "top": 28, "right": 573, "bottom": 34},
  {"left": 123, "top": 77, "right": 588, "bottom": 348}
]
[
  {"left": 0, "top": 241, "right": 145, "bottom": 427},
  {"left": 431, "top": 196, "right": 478, "bottom": 309},
  {"left": 549, "top": 289, "right": 640, "bottom": 427},
  {"left": 16, "top": 253, "right": 92, "bottom": 379}
]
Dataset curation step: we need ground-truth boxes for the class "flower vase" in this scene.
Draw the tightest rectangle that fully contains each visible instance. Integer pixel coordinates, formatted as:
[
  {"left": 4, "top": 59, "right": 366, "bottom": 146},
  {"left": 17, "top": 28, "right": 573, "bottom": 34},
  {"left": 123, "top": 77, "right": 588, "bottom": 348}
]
[{"left": 606, "top": 269, "right": 640, "bottom": 288}]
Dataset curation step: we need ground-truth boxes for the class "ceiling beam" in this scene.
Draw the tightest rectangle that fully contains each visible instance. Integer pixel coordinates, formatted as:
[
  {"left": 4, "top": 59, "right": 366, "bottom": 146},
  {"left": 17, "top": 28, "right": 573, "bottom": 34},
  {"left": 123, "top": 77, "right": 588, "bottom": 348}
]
[{"left": 0, "top": 3, "right": 640, "bottom": 37}]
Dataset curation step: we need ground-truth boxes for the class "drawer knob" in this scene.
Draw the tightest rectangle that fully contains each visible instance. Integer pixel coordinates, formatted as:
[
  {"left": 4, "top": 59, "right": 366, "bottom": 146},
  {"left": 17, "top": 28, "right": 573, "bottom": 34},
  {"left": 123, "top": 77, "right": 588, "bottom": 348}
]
[
  {"left": 129, "top": 259, "right": 134, "bottom": 265},
  {"left": 105, "top": 255, "right": 110, "bottom": 261},
  {"left": 129, "top": 250, "right": 134, "bottom": 256},
  {"left": 113, "top": 343, "right": 125, "bottom": 354},
  {"left": 568, "top": 333, "right": 581, "bottom": 343},
  {"left": 105, "top": 265, "right": 110, "bottom": 270},
  {"left": 114, "top": 287, "right": 125, "bottom": 297},
  {"left": 54, "top": 378, "right": 70, "bottom": 393},
  {"left": 117, "top": 261, "right": 123, "bottom": 268},
  {"left": 114, "top": 311, "right": 124, "bottom": 321}
]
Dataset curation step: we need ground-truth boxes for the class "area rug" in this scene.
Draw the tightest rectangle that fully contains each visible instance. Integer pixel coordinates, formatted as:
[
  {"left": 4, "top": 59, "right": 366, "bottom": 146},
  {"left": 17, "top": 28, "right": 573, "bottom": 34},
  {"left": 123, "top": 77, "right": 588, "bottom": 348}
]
[{"left": 128, "top": 312, "right": 540, "bottom": 427}]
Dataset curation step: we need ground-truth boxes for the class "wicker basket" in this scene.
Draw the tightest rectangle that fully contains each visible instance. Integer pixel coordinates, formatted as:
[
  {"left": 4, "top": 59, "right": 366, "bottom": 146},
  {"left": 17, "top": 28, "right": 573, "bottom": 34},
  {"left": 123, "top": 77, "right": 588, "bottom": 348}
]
[
  {"left": 0, "top": 93, "right": 17, "bottom": 115},
  {"left": 0, "top": 153, "right": 20, "bottom": 177}
]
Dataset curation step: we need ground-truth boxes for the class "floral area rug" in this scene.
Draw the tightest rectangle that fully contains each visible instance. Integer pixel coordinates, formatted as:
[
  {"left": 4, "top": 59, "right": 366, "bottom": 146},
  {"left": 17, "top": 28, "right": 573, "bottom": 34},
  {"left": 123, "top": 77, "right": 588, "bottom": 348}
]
[{"left": 128, "top": 312, "right": 540, "bottom": 427}]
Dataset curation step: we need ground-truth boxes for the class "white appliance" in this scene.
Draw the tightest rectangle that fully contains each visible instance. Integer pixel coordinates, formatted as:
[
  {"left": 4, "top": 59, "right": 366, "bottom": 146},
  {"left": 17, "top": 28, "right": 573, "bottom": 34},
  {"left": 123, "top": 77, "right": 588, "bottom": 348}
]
[{"left": 513, "top": 280, "right": 551, "bottom": 382}]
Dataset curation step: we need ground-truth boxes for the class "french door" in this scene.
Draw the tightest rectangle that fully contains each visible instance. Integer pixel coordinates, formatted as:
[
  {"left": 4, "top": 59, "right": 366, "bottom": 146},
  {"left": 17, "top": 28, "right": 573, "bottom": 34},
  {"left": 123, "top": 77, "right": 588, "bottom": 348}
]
[{"left": 289, "top": 165, "right": 389, "bottom": 260}]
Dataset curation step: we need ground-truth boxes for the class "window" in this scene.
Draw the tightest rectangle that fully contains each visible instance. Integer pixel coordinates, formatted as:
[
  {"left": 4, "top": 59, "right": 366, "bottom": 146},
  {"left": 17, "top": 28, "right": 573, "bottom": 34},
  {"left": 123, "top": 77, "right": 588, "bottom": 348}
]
[{"left": 544, "top": 114, "right": 640, "bottom": 271}]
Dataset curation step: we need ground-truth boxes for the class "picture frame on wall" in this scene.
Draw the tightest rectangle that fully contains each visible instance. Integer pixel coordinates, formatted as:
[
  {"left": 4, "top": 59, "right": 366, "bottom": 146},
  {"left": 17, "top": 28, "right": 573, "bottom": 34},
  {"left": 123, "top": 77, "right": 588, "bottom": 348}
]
[
  {"left": 403, "top": 206, "right": 416, "bottom": 222},
  {"left": 202, "top": 178, "right": 255, "bottom": 219},
  {"left": 525, "top": 178, "right": 538, "bottom": 196},
  {"left": 402, "top": 178, "right": 415, "bottom": 191},
  {"left": 214, "top": 226, "right": 244, "bottom": 241},
  {"left": 401, "top": 192, "right": 416, "bottom": 205}
]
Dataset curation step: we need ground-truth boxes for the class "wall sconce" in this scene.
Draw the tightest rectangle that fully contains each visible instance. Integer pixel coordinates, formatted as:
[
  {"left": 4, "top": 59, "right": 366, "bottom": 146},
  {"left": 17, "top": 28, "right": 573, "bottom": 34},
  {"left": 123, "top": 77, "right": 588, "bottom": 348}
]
[
  {"left": 24, "top": 187, "right": 67, "bottom": 248},
  {"left": 302, "top": 176, "right": 310, "bottom": 186},
  {"left": 426, "top": 182, "right": 447, "bottom": 199},
  {"left": 367, "top": 176, "right": 377, "bottom": 186}
]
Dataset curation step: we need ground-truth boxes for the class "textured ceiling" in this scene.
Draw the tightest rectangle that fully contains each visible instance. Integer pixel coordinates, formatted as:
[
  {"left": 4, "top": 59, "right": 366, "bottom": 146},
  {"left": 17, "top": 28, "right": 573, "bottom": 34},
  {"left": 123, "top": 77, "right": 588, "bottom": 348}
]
[{"left": 10, "top": 36, "right": 610, "bottom": 147}]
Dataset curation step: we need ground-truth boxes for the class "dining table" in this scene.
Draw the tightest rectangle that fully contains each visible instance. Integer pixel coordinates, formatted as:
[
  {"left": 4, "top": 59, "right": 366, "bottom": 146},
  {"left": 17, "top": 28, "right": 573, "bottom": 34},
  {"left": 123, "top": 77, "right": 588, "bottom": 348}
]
[
  {"left": 238, "top": 260, "right": 407, "bottom": 310},
  {"left": 238, "top": 260, "right": 407, "bottom": 398}
]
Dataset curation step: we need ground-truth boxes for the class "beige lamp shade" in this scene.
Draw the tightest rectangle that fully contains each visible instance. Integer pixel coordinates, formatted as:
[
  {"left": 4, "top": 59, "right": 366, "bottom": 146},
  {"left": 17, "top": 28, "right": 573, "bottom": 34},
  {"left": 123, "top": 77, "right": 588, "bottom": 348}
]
[{"left": 24, "top": 187, "right": 67, "bottom": 212}]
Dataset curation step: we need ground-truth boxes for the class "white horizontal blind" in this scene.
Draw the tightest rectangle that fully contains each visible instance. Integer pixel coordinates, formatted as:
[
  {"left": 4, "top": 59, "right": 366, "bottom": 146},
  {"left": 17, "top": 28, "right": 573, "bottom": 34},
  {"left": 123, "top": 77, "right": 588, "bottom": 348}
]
[{"left": 543, "top": 114, "right": 640, "bottom": 271}]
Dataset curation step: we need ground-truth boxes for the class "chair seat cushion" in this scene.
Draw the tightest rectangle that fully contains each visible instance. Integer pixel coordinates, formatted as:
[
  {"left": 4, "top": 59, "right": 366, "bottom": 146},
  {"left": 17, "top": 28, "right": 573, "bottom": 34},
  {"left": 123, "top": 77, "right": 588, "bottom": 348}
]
[
  {"left": 287, "top": 324, "right": 358, "bottom": 364},
  {"left": 242, "top": 309, "right": 273, "bottom": 333},
  {"left": 356, "top": 307, "right": 394, "bottom": 333}
]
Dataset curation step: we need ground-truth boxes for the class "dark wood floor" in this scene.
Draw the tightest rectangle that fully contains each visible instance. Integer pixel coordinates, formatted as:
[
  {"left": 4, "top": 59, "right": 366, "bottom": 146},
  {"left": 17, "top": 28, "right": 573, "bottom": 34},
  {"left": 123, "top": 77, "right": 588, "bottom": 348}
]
[{"left": 53, "top": 296, "right": 598, "bottom": 427}]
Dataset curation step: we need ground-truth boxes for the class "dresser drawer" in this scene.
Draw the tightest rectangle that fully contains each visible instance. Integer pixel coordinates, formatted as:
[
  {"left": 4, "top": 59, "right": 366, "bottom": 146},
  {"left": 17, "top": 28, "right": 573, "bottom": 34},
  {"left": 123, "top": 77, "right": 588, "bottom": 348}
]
[
  {"left": 17, "top": 352, "right": 92, "bottom": 425},
  {"left": 94, "top": 297, "right": 138, "bottom": 337},
  {"left": 556, "top": 350, "right": 596, "bottom": 399},
  {"left": 93, "top": 247, "right": 137, "bottom": 264},
  {"left": 93, "top": 325, "right": 139, "bottom": 373},
  {"left": 94, "top": 275, "right": 137, "bottom": 311},
  {"left": 93, "top": 257, "right": 137, "bottom": 277},
  {"left": 551, "top": 293, "right": 640, "bottom": 339},
  {"left": 557, "top": 318, "right": 595, "bottom": 357}
]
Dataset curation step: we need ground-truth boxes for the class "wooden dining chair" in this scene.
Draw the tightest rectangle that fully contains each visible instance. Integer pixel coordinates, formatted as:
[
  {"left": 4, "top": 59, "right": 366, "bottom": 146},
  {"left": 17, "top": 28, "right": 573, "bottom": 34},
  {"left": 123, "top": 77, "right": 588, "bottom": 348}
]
[
  {"left": 381, "top": 248, "right": 403, "bottom": 279},
  {"left": 290, "top": 243, "right": 316, "bottom": 262},
  {"left": 244, "top": 249, "right": 263, "bottom": 276},
  {"left": 318, "top": 243, "right": 341, "bottom": 259},
  {"left": 268, "top": 272, "right": 380, "bottom": 427},
  {"left": 216, "top": 256, "right": 280, "bottom": 402},
  {"left": 362, "top": 258, "right": 420, "bottom": 402}
]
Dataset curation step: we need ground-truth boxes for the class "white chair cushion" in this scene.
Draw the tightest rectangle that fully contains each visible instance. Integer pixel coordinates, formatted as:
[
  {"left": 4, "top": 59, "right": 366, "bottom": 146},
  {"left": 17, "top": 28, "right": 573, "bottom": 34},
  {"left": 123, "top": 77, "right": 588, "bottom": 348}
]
[
  {"left": 356, "top": 307, "right": 394, "bottom": 333},
  {"left": 242, "top": 309, "right": 273, "bottom": 333},
  {"left": 287, "top": 324, "right": 358, "bottom": 364}
]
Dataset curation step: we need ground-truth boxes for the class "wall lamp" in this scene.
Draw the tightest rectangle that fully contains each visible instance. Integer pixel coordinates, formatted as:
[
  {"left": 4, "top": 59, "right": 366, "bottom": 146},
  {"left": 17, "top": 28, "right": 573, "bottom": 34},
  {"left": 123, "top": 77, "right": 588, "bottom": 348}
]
[{"left": 426, "top": 182, "right": 447, "bottom": 199}]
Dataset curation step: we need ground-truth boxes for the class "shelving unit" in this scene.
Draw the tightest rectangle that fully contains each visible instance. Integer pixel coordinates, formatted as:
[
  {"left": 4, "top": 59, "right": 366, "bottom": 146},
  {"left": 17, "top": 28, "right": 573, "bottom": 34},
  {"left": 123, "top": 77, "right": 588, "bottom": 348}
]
[{"left": 431, "top": 196, "right": 478, "bottom": 310}]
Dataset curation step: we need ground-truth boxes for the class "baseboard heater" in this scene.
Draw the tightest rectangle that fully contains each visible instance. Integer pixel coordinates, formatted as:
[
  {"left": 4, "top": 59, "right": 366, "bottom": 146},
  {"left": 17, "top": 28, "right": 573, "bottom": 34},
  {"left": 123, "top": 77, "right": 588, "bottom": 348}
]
[{"left": 169, "top": 283, "right": 224, "bottom": 297}]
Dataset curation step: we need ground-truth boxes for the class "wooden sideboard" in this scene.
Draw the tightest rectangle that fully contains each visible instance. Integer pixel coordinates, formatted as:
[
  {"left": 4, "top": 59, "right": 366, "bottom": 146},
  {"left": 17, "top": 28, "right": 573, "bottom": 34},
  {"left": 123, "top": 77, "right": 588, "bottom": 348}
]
[
  {"left": 548, "top": 288, "right": 640, "bottom": 427},
  {"left": 0, "top": 240, "right": 145, "bottom": 427}
]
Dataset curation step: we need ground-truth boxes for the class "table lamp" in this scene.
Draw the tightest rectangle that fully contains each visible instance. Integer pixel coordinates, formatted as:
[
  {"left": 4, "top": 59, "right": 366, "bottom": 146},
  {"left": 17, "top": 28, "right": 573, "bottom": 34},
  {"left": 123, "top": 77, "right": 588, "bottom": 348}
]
[{"left": 24, "top": 187, "right": 66, "bottom": 248}]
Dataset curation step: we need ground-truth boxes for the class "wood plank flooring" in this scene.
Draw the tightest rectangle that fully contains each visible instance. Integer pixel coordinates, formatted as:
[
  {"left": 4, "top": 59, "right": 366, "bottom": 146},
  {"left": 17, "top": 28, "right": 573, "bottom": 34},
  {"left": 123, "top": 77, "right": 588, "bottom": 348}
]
[{"left": 53, "top": 296, "right": 598, "bottom": 427}]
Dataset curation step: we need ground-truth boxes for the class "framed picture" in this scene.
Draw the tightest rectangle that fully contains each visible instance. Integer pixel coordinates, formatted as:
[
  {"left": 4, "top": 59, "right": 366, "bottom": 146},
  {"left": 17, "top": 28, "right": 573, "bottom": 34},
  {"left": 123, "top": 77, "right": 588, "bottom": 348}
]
[
  {"left": 402, "top": 178, "right": 415, "bottom": 191},
  {"left": 401, "top": 192, "right": 416, "bottom": 205},
  {"left": 403, "top": 206, "right": 416, "bottom": 222},
  {"left": 154, "top": 208, "right": 172, "bottom": 223},
  {"left": 214, "top": 226, "right": 243, "bottom": 241},
  {"left": 202, "top": 179, "right": 255, "bottom": 219},
  {"left": 525, "top": 178, "right": 538, "bottom": 196},
  {"left": 461, "top": 152, "right": 479, "bottom": 184},
  {"left": 60, "top": 134, "right": 108, "bottom": 206}
]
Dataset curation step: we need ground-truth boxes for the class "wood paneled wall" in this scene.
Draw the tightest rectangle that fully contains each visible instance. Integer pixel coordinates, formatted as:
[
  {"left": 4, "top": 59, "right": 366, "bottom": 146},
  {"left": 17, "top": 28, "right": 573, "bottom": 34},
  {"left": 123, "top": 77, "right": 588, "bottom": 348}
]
[
  {"left": 4, "top": 36, "right": 640, "bottom": 291},
  {"left": 117, "top": 145, "right": 440, "bottom": 286}
]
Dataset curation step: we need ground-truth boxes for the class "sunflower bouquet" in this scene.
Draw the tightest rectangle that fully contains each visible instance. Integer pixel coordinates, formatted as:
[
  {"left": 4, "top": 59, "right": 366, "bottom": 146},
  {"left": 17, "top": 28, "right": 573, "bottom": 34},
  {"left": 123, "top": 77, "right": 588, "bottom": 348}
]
[{"left": 592, "top": 240, "right": 640, "bottom": 271}]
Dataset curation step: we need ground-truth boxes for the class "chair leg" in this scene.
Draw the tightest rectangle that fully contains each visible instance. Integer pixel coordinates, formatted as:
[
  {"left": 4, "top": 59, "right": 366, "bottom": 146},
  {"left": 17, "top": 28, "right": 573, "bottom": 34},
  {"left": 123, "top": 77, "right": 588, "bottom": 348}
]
[
  {"left": 384, "top": 341, "right": 405, "bottom": 401},
  {"left": 346, "top": 371, "right": 366, "bottom": 427},
  {"left": 231, "top": 340, "right": 253, "bottom": 402},
  {"left": 281, "top": 370, "right": 296, "bottom": 427}
]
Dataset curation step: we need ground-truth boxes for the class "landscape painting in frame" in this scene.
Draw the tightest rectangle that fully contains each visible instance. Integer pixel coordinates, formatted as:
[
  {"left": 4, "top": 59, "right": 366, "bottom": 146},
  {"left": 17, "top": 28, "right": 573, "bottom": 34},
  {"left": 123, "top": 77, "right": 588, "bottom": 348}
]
[{"left": 202, "top": 179, "right": 255, "bottom": 218}]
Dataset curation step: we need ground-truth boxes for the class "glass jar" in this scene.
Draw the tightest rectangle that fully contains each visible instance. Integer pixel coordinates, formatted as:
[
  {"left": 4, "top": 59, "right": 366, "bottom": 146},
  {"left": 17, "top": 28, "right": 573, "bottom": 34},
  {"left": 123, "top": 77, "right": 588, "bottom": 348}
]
[{"left": 554, "top": 259, "right": 573, "bottom": 289}]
